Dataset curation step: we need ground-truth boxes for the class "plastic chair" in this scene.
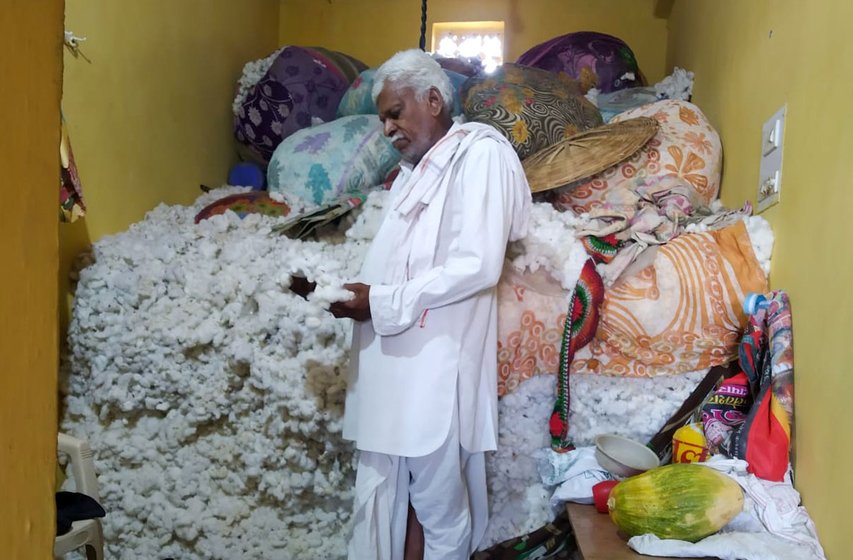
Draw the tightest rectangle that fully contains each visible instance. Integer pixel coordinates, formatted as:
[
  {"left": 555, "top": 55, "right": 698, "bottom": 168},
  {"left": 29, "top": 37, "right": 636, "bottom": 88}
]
[{"left": 54, "top": 433, "right": 104, "bottom": 560}]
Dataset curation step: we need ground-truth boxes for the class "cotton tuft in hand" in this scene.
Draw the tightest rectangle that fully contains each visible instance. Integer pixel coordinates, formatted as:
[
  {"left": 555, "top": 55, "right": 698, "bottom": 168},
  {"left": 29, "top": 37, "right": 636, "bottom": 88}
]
[{"left": 310, "top": 284, "right": 356, "bottom": 308}]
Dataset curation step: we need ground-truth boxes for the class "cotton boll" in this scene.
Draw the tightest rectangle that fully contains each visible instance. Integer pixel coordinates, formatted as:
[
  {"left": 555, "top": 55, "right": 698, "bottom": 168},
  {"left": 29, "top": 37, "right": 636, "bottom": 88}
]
[
  {"left": 310, "top": 284, "right": 356, "bottom": 308},
  {"left": 683, "top": 222, "right": 709, "bottom": 233},
  {"left": 509, "top": 202, "right": 588, "bottom": 290},
  {"left": 744, "top": 216, "right": 774, "bottom": 277},
  {"left": 304, "top": 316, "right": 323, "bottom": 329},
  {"left": 482, "top": 374, "right": 557, "bottom": 548},
  {"left": 346, "top": 190, "right": 390, "bottom": 242},
  {"left": 654, "top": 67, "right": 695, "bottom": 101},
  {"left": 568, "top": 368, "right": 710, "bottom": 446}
]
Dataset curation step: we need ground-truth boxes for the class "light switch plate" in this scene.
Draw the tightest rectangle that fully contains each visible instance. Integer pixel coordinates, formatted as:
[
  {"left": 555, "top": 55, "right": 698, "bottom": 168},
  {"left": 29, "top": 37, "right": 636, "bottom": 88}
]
[
  {"left": 757, "top": 105, "right": 786, "bottom": 212},
  {"left": 762, "top": 116, "right": 783, "bottom": 156}
]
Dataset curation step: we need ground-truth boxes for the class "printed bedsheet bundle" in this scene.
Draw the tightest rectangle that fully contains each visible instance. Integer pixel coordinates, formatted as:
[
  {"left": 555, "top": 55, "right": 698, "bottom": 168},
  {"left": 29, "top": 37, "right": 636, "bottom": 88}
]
[{"left": 497, "top": 220, "right": 768, "bottom": 390}]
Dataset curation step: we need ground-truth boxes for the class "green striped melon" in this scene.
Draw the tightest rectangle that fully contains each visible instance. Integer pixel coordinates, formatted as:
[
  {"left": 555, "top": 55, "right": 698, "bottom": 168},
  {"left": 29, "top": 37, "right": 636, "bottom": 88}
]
[{"left": 607, "top": 463, "right": 744, "bottom": 542}]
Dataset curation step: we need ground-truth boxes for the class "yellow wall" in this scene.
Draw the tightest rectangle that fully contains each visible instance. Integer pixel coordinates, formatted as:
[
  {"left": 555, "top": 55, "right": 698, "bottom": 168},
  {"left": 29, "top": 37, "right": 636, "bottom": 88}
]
[
  {"left": 279, "top": 0, "right": 669, "bottom": 82},
  {"left": 668, "top": 1, "right": 852, "bottom": 557},
  {"left": 60, "top": 0, "right": 280, "bottom": 330},
  {"left": 0, "top": 1, "right": 62, "bottom": 557}
]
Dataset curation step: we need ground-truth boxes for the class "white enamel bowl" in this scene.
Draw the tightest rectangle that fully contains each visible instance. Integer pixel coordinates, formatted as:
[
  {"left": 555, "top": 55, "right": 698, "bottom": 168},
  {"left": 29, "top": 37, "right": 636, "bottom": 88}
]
[{"left": 594, "top": 433, "right": 661, "bottom": 478}]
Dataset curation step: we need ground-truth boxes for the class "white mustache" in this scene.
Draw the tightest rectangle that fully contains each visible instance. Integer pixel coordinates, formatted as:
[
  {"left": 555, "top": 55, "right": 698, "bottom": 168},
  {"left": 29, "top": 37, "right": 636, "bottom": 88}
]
[{"left": 390, "top": 133, "right": 406, "bottom": 143}]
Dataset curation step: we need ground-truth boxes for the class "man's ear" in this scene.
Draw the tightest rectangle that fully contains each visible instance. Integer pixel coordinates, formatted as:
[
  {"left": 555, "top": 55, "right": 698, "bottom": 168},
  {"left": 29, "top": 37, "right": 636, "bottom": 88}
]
[{"left": 427, "top": 87, "right": 445, "bottom": 117}]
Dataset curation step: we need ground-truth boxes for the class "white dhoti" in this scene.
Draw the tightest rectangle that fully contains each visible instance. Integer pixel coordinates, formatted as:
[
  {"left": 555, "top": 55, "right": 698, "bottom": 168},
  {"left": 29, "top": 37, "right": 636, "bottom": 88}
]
[{"left": 347, "top": 406, "right": 488, "bottom": 560}]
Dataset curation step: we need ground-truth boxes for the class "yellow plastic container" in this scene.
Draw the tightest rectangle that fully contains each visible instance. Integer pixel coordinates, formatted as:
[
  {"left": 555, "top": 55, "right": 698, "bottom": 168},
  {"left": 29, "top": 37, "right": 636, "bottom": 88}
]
[{"left": 672, "top": 422, "right": 710, "bottom": 463}]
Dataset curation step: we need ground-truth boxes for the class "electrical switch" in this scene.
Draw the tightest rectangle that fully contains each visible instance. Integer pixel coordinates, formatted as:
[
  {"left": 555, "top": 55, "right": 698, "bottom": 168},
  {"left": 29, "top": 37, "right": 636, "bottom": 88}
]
[{"left": 756, "top": 105, "right": 786, "bottom": 213}]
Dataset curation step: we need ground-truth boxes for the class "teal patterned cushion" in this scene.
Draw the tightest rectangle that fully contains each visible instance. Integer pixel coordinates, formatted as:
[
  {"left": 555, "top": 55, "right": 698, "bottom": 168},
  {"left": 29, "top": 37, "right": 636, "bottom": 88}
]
[
  {"left": 267, "top": 115, "right": 400, "bottom": 207},
  {"left": 336, "top": 69, "right": 379, "bottom": 117}
]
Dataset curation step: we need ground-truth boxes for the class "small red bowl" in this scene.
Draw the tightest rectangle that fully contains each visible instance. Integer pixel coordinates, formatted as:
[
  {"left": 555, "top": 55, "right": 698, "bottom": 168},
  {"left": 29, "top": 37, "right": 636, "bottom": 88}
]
[{"left": 592, "top": 480, "right": 619, "bottom": 513}]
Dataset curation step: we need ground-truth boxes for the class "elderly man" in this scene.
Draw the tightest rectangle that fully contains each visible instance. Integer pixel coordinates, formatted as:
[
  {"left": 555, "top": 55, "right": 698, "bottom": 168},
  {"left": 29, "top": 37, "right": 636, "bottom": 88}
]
[{"left": 329, "top": 49, "right": 531, "bottom": 560}]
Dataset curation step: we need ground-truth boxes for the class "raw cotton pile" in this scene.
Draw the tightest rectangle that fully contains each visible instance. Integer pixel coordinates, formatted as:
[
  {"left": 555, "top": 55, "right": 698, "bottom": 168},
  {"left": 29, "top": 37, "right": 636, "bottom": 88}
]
[
  {"left": 653, "top": 66, "right": 694, "bottom": 101},
  {"left": 62, "top": 186, "right": 376, "bottom": 559},
  {"left": 744, "top": 215, "right": 774, "bottom": 277},
  {"left": 507, "top": 202, "right": 589, "bottom": 291},
  {"left": 482, "top": 367, "right": 711, "bottom": 545},
  {"left": 62, "top": 186, "right": 772, "bottom": 557}
]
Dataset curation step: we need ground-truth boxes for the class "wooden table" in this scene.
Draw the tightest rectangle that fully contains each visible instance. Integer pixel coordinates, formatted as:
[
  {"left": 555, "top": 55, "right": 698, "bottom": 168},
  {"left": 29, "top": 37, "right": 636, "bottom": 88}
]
[{"left": 566, "top": 503, "right": 717, "bottom": 560}]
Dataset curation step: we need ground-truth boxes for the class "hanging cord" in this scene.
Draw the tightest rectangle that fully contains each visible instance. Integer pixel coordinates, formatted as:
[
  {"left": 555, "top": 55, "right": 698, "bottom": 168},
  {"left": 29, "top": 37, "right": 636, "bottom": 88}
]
[{"left": 419, "top": 0, "right": 427, "bottom": 50}]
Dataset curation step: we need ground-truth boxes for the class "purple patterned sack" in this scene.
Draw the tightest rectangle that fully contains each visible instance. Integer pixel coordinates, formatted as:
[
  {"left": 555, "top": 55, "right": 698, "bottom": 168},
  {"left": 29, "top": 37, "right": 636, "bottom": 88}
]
[
  {"left": 234, "top": 46, "right": 366, "bottom": 164},
  {"left": 516, "top": 32, "right": 644, "bottom": 93}
]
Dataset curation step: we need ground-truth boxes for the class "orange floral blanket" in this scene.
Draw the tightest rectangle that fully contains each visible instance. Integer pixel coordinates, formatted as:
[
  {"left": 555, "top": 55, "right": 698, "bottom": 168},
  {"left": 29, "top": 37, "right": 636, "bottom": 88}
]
[
  {"left": 572, "top": 220, "right": 767, "bottom": 377},
  {"left": 497, "top": 220, "right": 768, "bottom": 391},
  {"left": 496, "top": 264, "right": 568, "bottom": 396},
  {"left": 548, "top": 100, "right": 721, "bottom": 215}
]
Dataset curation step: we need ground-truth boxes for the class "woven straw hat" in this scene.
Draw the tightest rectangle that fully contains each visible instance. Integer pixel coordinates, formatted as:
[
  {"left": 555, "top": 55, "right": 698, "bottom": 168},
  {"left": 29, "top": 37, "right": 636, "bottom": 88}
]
[{"left": 523, "top": 117, "right": 659, "bottom": 194}]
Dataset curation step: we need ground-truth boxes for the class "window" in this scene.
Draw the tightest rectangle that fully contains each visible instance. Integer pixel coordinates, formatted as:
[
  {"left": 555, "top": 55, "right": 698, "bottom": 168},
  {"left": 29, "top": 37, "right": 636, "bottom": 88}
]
[{"left": 431, "top": 21, "right": 504, "bottom": 73}]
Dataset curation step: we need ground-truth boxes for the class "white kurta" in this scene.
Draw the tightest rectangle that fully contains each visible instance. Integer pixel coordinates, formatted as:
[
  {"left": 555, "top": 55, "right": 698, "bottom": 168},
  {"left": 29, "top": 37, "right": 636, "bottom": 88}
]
[{"left": 342, "top": 122, "right": 531, "bottom": 457}]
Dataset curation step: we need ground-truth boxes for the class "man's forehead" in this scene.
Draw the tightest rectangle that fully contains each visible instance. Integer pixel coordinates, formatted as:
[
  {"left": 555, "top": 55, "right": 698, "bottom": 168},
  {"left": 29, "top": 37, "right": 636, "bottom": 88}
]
[
  {"left": 376, "top": 86, "right": 414, "bottom": 117},
  {"left": 377, "top": 83, "right": 413, "bottom": 107}
]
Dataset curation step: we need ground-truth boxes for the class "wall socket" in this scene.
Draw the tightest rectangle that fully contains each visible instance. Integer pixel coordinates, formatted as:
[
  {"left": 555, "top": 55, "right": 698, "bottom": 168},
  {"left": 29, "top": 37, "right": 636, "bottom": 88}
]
[{"left": 757, "top": 105, "right": 786, "bottom": 212}]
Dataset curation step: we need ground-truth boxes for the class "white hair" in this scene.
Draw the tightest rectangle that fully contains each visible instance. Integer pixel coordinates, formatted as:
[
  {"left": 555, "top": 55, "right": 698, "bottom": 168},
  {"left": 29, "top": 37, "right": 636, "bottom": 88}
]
[{"left": 371, "top": 49, "right": 454, "bottom": 110}]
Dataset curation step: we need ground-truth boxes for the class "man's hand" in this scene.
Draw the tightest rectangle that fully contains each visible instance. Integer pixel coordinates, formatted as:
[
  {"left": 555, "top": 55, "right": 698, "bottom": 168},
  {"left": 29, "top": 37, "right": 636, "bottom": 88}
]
[
  {"left": 289, "top": 276, "right": 316, "bottom": 300},
  {"left": 330, "top": 282, "right": 371, "bottom": 322}
]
